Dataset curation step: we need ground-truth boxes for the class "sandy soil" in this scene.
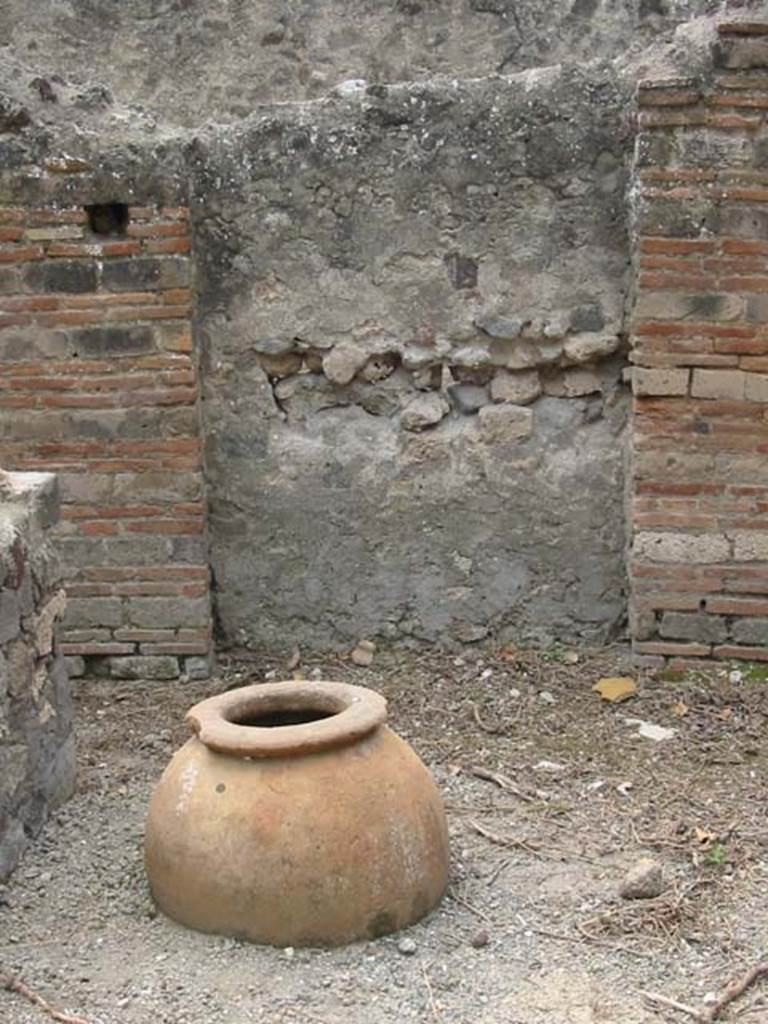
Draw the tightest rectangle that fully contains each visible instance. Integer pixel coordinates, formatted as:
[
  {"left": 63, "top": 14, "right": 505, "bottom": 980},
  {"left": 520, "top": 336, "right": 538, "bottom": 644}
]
[{"left": 1, "top": 644, "right": 767, "bottom": 1024}]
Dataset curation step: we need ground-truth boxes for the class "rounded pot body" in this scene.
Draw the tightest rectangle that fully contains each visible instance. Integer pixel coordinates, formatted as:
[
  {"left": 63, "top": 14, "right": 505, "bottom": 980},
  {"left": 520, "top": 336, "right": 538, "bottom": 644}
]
[{"left": 145, "top": 683, "right": 449, "bottom": 947}]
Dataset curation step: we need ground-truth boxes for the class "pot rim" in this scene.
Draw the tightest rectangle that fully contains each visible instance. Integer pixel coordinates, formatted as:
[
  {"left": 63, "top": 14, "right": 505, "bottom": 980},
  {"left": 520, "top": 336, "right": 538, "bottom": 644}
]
[{"left": 185, "top": 680, "right": 388, "bottom": 758}]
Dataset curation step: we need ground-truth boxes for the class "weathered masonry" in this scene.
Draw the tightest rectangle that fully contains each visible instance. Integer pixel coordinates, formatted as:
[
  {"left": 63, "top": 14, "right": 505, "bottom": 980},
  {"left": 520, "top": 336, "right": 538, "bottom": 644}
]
[
  {"left": 0, "top": 470, "right": 74, "bottom": 878},
  {"left": 5, "top": 6, "right": 768, "bottom": 674},
  {"left": 0, "top": 196, "right": 213, "bottom": 680},
  {"left": 629, "top": 20, "right": 768, "bottom": 667}
]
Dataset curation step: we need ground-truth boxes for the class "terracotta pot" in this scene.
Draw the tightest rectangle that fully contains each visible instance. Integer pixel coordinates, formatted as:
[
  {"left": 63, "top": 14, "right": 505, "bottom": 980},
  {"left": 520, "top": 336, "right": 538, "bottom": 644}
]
[{"left": 145, "top": 680, "right": 449, "bottom": 947}]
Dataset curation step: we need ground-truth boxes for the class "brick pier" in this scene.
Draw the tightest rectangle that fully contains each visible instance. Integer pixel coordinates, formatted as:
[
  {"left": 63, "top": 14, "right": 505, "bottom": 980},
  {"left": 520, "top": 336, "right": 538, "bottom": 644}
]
[
  {"left": 0, "top": 200, "right": 213, "bottom": 679},
  {"left": 630, "top": 21, "right": 768, "bottom": 667}
]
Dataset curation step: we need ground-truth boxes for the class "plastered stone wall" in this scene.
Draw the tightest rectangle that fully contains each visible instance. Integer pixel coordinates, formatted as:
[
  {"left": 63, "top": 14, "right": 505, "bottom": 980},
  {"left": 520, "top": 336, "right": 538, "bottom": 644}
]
[
  {"left": 0, "top": 1, "right": 719, "bottom": 124},
  {"left": 192, "top": 66, "right": 632, "bottom": 648},
  {"left": 0, "top": 470, "right": 74, "bottom": 879},
  {"left": 629, "top": 19, "right": 768, "bottom": 666},
  {"left": 7, "top": 2, "right": 767, "bottom": 661}
]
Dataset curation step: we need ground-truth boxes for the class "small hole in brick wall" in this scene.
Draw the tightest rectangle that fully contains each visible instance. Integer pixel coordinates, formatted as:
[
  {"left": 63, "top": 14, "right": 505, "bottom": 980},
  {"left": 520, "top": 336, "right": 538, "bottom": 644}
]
[
  {"left": 699, "top": 599, "right": 707, "bottom": 612},
  {"left": 85, "top": 202, "right": 129, "bottom": 236}
]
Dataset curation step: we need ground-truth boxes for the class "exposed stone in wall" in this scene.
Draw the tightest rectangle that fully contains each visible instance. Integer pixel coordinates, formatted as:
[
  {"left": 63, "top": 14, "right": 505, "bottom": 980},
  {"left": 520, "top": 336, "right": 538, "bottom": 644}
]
[
  {"left": 0, "top": 469, "right": 74, "bottom": 879},
  {"left": 0, "top": 194, "right": 214, "bottom": 679},
  {"left": 193, "top": 66, "right": 632, "bottom": 649},
  {"left": 629, "top": 19, "right": 768, "bottom": 666},
  {"left": 0, "top": 1, "right": 720, "bottom": 124}
]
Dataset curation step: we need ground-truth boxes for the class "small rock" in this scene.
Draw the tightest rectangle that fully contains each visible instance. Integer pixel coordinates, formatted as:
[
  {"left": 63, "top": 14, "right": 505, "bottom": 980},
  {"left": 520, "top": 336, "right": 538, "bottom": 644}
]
[
  {"left": 451, "top": 346, "right": 491, "bottom": 369},
  {"left": 490, "top": 369, "right": 541, "bottom": 406},
  {"left": 620, "top": 858, "right": 664, "bottom": 900},
  {"left": 334, "top": 78, "right": 367, "bottom": 96},
  {"left": 410, "top": 365, "right": 443, "bottom": 391},
  {"left": 475, "top": 314, "right": 523, "bottom": 340},
  {"left": 534, "top": 760, "right": 565, "bottom": 772},
  {"left": 563, "top": 650, "right": 579, "bottom": 664},
  {"left": 538, "top": 691, "right": 556, "bottom": 705},
  {"left": 402, "top": 346, "right": 441, "bottom": 370},
  {"left": 401, "top": 392, "right": 449, "bottom": 431},
  {"left": 728, "top": 670, "right": 743, "bottom": 684},
  {"left": 253, "top": 337, "right": 295, "bottom": 356},
  {"left": 544, "top": 368, "right": 602, "bottom": 398},
  {"left": 351, "top": 639, "right": 376, "bottom": 666},
  {"left": 360, "top": 354, "right": 397, "bottom": 383},
  {"left": 322, "top": 343, "right": 368, "bottom": 384},
  {"left": 563, "top": 332, "right": 618, "bottom": 364},
  {"left": 259, "top": 351, "right": 303, "bottom": 379},
  {"left": 478, "top": 403, "right": 533, "bottom": 443},
  {"left": 449, "top": 383, "right": 489, "bottom": 413},
  {"left": 470, "top": 929, "right": 489, "bottom": 948},
  {"left": 624, "top": 717, "right": 676, "bottom": 742},
  {"left": 397, "top": 936, "right": 417, "bottom": 956},
  {"left": 286, "top": 646, "right": 301, "bottom": 671},
  {"left": 302, "top": 348, "right": 325, "bottom": 372}
]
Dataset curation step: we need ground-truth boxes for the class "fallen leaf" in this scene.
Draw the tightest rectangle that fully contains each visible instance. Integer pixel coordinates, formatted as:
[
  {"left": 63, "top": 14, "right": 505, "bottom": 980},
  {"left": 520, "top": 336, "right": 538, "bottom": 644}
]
[
  {"left": 593, "top": 677, "right": 637, "bottom": 703},
  {"left": 563, "top": 650, "right": 579, "bottom": 664},
  {"left": 671, "top": 701, "right": 689, "bottom": 718},
  {"left": 499, "top": 645, "right": 518, "bottom": 662},
  {"left": 716, "top": 707, "right": 734, "bottom": 721}
]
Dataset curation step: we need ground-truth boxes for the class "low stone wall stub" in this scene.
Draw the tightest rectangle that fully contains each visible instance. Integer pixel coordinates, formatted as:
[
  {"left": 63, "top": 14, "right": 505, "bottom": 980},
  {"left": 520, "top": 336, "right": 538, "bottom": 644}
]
[{"left": 0, "top": 469, "right": 75, "bottom": 880}]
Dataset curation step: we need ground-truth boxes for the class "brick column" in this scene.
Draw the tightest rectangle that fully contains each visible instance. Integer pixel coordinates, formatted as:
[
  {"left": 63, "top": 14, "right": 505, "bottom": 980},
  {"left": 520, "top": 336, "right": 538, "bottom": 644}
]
[
  {"left": 0, "top": 199, "right": 213, "bottom": 679},
  {"left": 630, "top": 21, "right": 768, "bottom": 667}
]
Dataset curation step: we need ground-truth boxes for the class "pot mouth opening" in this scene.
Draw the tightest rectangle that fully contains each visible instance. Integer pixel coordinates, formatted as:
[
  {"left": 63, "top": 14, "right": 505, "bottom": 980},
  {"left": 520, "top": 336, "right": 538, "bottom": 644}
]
[
  {"left": 228, "top": 707, "right": 337, "bottom": 729},
  {"left": 186, "top": 681, "right": 388, "bottom": 758}
]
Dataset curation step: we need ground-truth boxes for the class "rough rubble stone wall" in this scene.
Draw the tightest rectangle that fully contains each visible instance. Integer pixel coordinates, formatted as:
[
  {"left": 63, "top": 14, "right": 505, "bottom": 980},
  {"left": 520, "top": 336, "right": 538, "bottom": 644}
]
[
  {"left": 630, "top": 20, "right": 768, "bottom": 666},
  {"left": 193, "top": 66, "right": 632, "bottom": 649},
  {"left": 0, "top": 0, "right": 719, "bottom": 124},
  {"left": 0, "top": 469, "right": 74, "bottom": 879},
  {"left": 0, "top": 187, "right": 214, "bottom": 680}
]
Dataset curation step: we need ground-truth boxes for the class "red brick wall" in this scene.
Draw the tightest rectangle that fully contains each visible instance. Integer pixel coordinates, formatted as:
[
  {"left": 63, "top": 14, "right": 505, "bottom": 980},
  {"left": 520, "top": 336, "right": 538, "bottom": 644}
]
[
  {"left": 0, "top": 201, "right": 213, "bottom": 679},
  {"left": 630, "top": 21, "right": 768, "bottom": 667}
]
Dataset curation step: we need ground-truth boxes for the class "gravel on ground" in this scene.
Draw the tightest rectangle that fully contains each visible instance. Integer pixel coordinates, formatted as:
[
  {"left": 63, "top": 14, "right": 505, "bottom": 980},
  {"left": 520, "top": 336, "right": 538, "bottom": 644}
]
[{"left": 2, "top": 643, "right": 767, "bottom": 1023}]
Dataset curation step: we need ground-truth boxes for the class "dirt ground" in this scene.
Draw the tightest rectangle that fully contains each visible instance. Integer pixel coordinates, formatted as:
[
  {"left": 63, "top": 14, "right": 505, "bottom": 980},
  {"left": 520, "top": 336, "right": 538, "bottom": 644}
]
[{"left": 1, "top": 644, "right": 767, "bottom": 1024}]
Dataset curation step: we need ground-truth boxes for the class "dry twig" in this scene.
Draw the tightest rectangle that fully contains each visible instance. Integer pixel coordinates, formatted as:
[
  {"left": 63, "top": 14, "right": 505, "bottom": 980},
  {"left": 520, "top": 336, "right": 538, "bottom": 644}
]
[
  {"left": 642, "top": 961, "right": 768, "bottom": 1022},
  {"left": 0, "top": 970, "right": 91, "bottom": 1024},
  {"left": 450, "top": 891, "right": 491, "bottom": 922},
  {"left": 422, "top": 963, "right": 441, "bottom": 1022},
  {"left": 466, "top": 765, "right": 534, "bottom": 803},
  {"left": 469, "top": 819, "right": 544, "bottom": 858},
  {"left": 706, "top": 962, "right": 768, "bottom": 1022},
  {"left": 470, "top": 703, "right": 505, "bottom": 735},
  {"left": 641, "top": 990, "right": 703, "bottom": 1020}
]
